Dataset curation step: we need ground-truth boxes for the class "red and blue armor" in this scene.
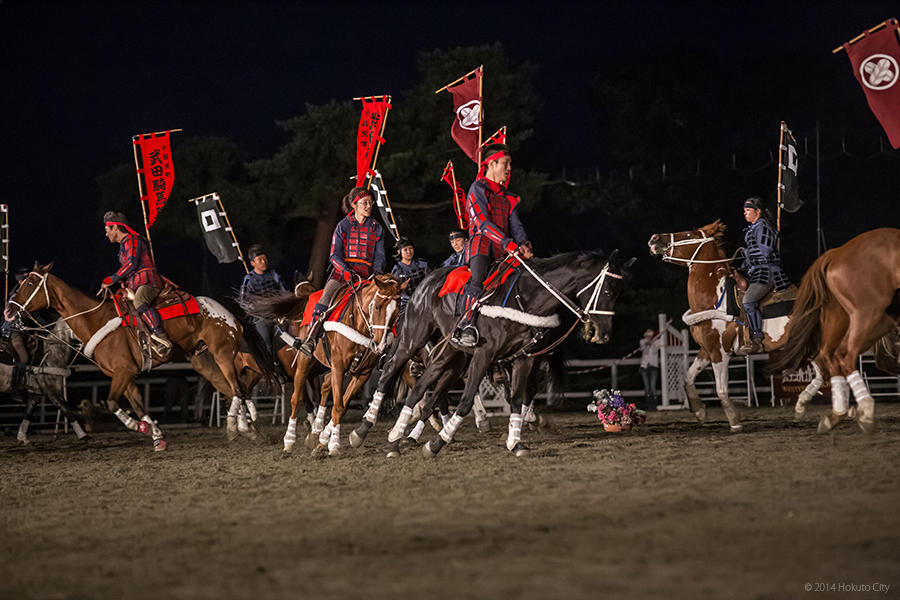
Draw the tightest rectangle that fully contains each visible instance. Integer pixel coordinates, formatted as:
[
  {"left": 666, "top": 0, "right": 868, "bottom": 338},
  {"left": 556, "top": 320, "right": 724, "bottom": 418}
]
[
  {"left": 329, "top": 212, "right": 386, "bottom": 282},
  {"left": 465, "top": 177, "right": 529, "bottom": 262},
  {"left": 103, "top": 233, "right": 163, "bottom": 290}
]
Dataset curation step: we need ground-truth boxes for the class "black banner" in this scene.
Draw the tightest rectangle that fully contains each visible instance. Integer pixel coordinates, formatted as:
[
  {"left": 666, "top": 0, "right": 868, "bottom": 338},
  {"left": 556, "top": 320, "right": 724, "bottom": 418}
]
[
  {"left": 779, "top": 124, "right": 802, "bottom": 213},
  {"left": 195, "top": 195, "right": 239, "bottom": 264}
]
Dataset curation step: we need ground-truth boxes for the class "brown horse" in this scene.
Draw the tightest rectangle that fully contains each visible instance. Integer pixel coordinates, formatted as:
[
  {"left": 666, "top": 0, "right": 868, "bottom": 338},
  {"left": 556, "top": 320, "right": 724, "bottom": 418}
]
[
  {"left": 648, "top": 221, "right": 824, "bottom": 430},
  {"left": 247, "top": 274, "right": 406, "bottom": 456},
  {"left": 769, "top": 228, "right": 900, "bottom": 433},
  {"left": 9, "top": 263, "right": 267, "bottom": 449}
]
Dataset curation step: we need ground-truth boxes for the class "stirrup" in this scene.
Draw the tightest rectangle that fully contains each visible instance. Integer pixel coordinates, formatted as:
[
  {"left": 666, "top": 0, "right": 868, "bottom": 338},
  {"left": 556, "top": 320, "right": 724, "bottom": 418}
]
[{"left": 455, "top": 325, "right": 479, "bottom": 348}]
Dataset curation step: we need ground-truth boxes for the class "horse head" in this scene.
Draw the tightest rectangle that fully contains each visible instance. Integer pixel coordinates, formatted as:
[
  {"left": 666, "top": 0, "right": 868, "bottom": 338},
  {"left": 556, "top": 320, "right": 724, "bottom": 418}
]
[
  {"left": 647, "top": 220, "right": 726, "bottom": 266},
  {"left": 8, "top": 262, "right": 56, "bottom": 321},
  {"left": 360, "top": 274, "right": 408, "bottom": 352},
  {"left": 576, "top": 250, "right": 635, "bottom": 344}
]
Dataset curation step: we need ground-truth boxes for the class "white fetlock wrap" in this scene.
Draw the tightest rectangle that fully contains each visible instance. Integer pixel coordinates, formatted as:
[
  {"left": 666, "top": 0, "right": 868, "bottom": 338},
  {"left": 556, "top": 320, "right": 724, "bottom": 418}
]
[
  {"left": 507, "top": 413, "right": 523, "bottom": 451},
  {"left": 388, "top": 406, "right": 414, "bottom": 442},
  {"left": 237, "top": 405, "right": 249, "bottom": 433},
  {"left": 409, "top": 420, "right": 425, "bottom": 441},
  {"left": 441, "top": 413, "right": 450, "bottom": 427},
  {"left": 306, "top": 412, "right": 315, "bottom": 428},
  {"left": 227, "top": 396, "right": 242, "bottom": 417},
  {"left": 312, "top": 405, "right": 327, "bottom": 433},
  {"left": 328, "top": 424, "right": 341, "bottom": 453},
  {"left": 830, "top": 376, "right": 849, "bottom": 415},
  {"left": 115, "top": 409, "right": 139, "bottom": 431},
  {"left": 846, "top": 371, "right": 875, "bottom": 421},
  {"left": 141, "top": 415, "right": 164, "bottom": 441},
  {"left": 473, "top": 394, "right": 487, "bottom": 421},
  {"left": 245, "top": 399, "right": 258, "bottom": 423},
  {"left": 364, "top": 391, "right": 384, "bottom": 424},
  {"left": 522, "top": 403, "right": 536, "bottom": 423},
  {"left": 17, "top": 419, "right": 30, "bottom": 442},
  {"left": 284, "top": 417, "right": 298, "bottom": 444},
  {"left": 439, "top": 413, "right": 464, "bottom": 443},
  {"left": 72, "top": 421, "right": 87, "bottom": 439},
  {"left": 319, "top": 420, "right": 333, "bottom": 445}
]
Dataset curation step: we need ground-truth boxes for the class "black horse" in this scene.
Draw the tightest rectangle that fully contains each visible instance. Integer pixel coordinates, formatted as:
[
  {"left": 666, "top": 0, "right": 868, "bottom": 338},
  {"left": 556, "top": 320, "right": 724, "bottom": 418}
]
[{"left": 350, "top": 250, "right": 634, "bottom": 458}]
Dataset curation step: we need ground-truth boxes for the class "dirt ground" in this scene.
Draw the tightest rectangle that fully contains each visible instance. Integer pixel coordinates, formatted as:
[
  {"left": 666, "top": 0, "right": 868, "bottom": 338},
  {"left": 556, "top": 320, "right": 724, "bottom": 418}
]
[{"left": 1, "top": 404, "right": 899, "bottom": 600}]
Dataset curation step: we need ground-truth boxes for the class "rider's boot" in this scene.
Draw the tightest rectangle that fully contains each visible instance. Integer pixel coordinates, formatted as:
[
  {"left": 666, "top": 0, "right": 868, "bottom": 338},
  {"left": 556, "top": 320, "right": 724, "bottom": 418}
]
[
  {"left": 137, "top": 304, "right": 172, "bottom": 359},
  {"left": 737, "top": 306, "right": 764, "bottom": 355},
  {"left": 297, "top": 303, "right": 327, "bottom": 357},
  {"left": 452, "top": 283, "right": 482, "bottom": 348}
]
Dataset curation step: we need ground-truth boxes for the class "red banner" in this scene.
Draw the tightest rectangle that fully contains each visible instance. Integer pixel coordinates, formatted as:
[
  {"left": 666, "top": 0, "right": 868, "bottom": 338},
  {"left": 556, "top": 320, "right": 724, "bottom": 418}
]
[
  {"left": 843, "top": 20, "right": 900, "bottom": 148},
  {"left": 356, "top": 96, "right": 391, "bottom": 183},
  {"left": 480, "top": 126, "right": 507, "bottom": 150},
  {"left": 441, "top": 160, "right": 467, "bottom": 229},
  {"left": 135, "top": 132, "right": 175, "bottom": 228},
  {"left": 448, "top": 69, "right": 482, "bottom": 163}
]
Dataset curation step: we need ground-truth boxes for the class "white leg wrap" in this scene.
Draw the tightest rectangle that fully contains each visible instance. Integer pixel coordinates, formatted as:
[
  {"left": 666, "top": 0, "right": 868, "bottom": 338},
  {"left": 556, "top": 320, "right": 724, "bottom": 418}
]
[
  {"left": 72, "top": 421, "right": 87, "bottom": 439},
  {"left": 306, "top": 412, "right": 315, "bottom": 428},
  {"left": 142, "top": 415, "right": 164, "bottom": 441},
  {"left": 830, "top": 376, "right": 849, "bottom": 415},
  {"left": 245, "top": 399, "right": 258, "bottom": 423},
  {"left": 363, "top": 391, "right": 384, "bottom": 424},
  {"left": 439, "top": 413, "right": 464, "bottom": 443},
  {"left": 441, "top": 413, "right": 450, "bottom": 428},
  {"left": 388, "top": 406, "right": 414, "bottom": 442},
  {"left": 17, "top": 419, "right": 30, "bottom": 442},
  {"left": 506, "top": 413, "right": 523, "bottom": 451},
  {"left": 319, "top": 420, "right": 334, "bottom": 445},
  {"left": 312, "top": 405, "right": 327, "bottom": 434},
  {"left": 473, "top": 394, "right": 487, "bottom": 422},
  {"left": 846, "top": 370, "right": 875, "bottom": 421},
  {"left": 227, "top": 396, "right": 242, "bottom": 417},
  {"left": 408, "top": 420, "right": 425, "bottom": 441},
  {"left": 284, "top": 417, "right": 298, "bottom": 445},
  {"left": 328, "top": 423, "right": 341, "bottom": 453},
  {"left": 522, "top": 403, "right": 536, "bottom": 423},
  {"left": 115, "top": 409, "right": 139, "bottom": 431},
  {"left": 237, "top": 404, "right": 249, "bottom": 432}
]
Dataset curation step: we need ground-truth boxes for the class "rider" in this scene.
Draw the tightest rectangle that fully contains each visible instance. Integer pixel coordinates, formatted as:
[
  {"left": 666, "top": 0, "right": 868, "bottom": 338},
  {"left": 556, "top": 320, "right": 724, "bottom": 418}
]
[
  {"left": 298, "top": 187, "right": 385, "bottom": 356},
  {"left": 239, "top": 244, "right": 286, "bottom": 349},
  {"left": 390, "top": 237, "right": 429, "bottom": 318},
  {"left": 452, "top": 143, "right": 533, "bottom": 348},
  {"left": 735, "top": 197, "right": 791, "bottom": 354},
  {"left": 441, "top": 230, "right": 468, "bottom": 268},
  {"left": 100, "top": 211, "right": 173, "bottom": 357}
]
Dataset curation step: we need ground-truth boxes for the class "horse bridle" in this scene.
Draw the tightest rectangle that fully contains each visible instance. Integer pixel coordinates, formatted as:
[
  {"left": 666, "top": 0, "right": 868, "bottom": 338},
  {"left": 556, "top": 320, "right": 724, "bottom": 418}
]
[
  {"left": 659, "top": 231, "right": 733, "bottom": 267},
  {"left": 8, "top": 271, "right": 50, "bottom": 315},
  {"left": 515, "top": 256, "right": 624, "bottom": 323}
]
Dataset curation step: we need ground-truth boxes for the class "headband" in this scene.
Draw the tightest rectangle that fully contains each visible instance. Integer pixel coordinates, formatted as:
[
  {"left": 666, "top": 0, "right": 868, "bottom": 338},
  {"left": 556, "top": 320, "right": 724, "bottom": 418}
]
[
  {"left": 352, "top": 190, "right": 373, "bottom": 204},
  {"left": 105, "top": 221, "right": 140, "bottom": 237},
  {"left": 480, "top": 150, "right": 509, "bottom": 165}
]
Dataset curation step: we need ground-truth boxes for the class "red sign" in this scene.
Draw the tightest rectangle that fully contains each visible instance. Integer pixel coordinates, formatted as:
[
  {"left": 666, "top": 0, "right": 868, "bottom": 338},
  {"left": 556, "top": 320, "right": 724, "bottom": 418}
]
[
  {"left": 441, "top": 160, "right": 467, "bottom": 229},
  {"left": 772, "top": 363, "right": 831, "bottom": 404},
  {"left": 843, "top": 20, "right": 900, "bottom": 148},
  {"left": 356, "top": 96, "right": 391, "bottom": 184},
  {"left": 448, "top": 69, "right": 482, "bottom": 163},
  {"left": 135, "top": 132, "right": 175, "bottom": 227}
]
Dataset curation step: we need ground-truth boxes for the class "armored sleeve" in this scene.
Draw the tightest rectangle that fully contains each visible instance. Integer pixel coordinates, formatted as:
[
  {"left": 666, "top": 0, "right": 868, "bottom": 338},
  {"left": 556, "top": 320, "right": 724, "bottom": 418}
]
[
  {"left": 329, "top": 223, "right": 352, "bottom": 282},
  {"left": 509, "top": 203, "right": 529, "bottom": 246},
  {"left": 104, "top": 235, "right": 139, "bottom": 285},
  {"left": 373, "top": 226, "right": 386, "bottom": 275},
  {"left": 238, "top": 273, "right": 252, "bottom": 308}
]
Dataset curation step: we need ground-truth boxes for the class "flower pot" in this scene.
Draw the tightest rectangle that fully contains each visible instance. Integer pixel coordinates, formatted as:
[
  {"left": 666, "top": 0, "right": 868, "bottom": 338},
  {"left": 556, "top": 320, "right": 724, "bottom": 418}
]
[{"left": 603, "top": 423, "right": 631, "bottom": 432}]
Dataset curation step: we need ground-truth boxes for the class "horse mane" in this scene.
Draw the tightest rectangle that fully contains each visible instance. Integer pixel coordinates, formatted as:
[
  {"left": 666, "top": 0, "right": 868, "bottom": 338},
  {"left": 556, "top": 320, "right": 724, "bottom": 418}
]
[
  {"left": 698, "top": 220, "right": 727, "bottom": 242},
  {"left": 530, "top": 250, "right": 609, "bottom": 272},
  {"left": 241, "top": 291, "right": 309, "bottom": 321}
]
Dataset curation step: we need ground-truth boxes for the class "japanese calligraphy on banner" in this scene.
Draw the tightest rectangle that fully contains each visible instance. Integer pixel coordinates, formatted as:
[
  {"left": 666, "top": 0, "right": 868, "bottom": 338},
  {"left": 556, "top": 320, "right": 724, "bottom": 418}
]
[
  {"left": 356, "top": 96, "right": 392, "bottom": 184},
  {"left": 447, "top": 68, "right": 482, "bottom": 163},
  {"left": 842, "top": 19, "right": 900, "bottom": 148},
  {"left": 441, "top": 160, "right": 467, "bottom": 230},
  {"left": 135, "top": 132, "right": 175, "bottom": 227}
]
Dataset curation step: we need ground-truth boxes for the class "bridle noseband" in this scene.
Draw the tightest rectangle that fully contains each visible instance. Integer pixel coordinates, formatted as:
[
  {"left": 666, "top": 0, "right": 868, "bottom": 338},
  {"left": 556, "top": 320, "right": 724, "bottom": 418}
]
[
  {"left": 658, "top": 231, "right": 733, "bottom": 268},
  {"left": 8, "top": 272, "right": 50, "bottom": 315},
  {"left": 576, "top": 264, "right": 624, "bottom": 318}
]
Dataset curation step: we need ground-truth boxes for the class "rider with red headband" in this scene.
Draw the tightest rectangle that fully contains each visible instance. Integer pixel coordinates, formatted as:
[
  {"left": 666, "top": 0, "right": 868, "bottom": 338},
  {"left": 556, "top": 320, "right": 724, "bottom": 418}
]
[
  {"left": 100, "top": 211, "right": 172, "bottom": 356},
  {"left": 298, "top": 186, "right": 386, "bottom": 356},
  {"left": 453, "top": 143, "right": 533, "bottom": 347}
]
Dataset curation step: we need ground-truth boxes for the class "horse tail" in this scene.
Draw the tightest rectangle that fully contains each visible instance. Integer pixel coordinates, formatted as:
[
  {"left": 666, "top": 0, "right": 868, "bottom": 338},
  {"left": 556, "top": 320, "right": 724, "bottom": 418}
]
[
  {"left": 237, "top": 315, "right": 281, "bottom": 384},
  {"left": 767, "top": 251, "right": 834, "bottom": 374},
  {"left": 242, "top": 291, "right": 310, "bottom": 321}
]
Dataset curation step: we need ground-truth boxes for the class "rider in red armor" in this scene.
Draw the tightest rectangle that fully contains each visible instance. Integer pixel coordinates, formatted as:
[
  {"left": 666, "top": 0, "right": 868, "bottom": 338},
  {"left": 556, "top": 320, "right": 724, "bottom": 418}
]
[
  {"left": 452, "top": 144, "right": 533, "bottom": 347},
  {"left": 100, "top": 211, "right": 172, "bottom": 357}
]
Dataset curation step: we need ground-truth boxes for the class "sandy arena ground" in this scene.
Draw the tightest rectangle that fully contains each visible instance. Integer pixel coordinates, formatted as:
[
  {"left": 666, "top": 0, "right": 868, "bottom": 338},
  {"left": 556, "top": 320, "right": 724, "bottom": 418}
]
[{"left": 1, "top": 404, "right": 899, "bottom": 600}]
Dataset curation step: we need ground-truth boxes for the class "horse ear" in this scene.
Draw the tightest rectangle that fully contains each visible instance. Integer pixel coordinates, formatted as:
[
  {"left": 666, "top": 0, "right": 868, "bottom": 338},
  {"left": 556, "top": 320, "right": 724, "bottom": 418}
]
[
  {"left": 42, "top": 262, "right": 54, "bottom": 273},
  {"left": 399, "top": 279, "right": 409, "bottom": 292},
  {"left": 33, "top": 260, "right": 40, "bottom": 271},
  {"left": 624, "top": 257, "right": 637, "bottom": 271},
  {"left": 609, "top": 249, "right": 620, "bottom": 264}
]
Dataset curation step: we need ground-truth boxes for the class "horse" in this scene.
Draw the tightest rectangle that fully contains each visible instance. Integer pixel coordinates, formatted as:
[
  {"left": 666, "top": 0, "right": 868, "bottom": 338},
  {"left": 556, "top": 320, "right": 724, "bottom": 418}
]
[
  {"left": 8, "top": 263, "right": 273, "bottom": 450},
  {"left": 246, "top": 274, "right": 406, "bottom": 456},
  {"left": 647, "top": 221, "right": 828, "bottom": 430},
  {"left": 351, "top": 250, "right": 634, "bottom": 458},
  {"left": 768, "top": 228, "right": 900, "bottom": 434},
  {"left": 9, "top": 320, "right": 88, "bottom": 444}
]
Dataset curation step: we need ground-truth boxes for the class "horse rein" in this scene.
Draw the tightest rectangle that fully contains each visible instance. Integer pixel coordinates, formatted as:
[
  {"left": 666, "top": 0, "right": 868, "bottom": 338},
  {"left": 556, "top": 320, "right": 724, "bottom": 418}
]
[{"left": 659, "top": 231, "right": 735, "bottom": 267}]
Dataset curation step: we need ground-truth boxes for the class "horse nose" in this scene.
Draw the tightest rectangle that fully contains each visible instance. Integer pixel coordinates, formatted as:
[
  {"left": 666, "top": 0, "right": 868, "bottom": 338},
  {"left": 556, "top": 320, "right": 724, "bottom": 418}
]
[
  {"left": 649, "top": 234, "right": 659, "bottom": 244},
  {"left": 602, "top": 332, "right": 609, "bottom": 343}
]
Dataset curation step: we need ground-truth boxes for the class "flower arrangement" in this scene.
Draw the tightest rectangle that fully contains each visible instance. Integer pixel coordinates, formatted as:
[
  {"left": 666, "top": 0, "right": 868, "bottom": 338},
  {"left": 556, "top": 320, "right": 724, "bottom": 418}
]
[{"left": 592, "top": 389, "right": 646, "bottom": 431}]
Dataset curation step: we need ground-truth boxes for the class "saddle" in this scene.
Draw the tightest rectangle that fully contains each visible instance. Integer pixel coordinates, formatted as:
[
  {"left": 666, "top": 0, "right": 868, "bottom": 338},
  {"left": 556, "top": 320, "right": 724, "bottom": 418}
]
[
  {"left": 298, "top": 281, "right": 365, "bottom": 327},
  {"left": 873, "top": 327, "right": 900, "bottom": 376},
  {"left": 727, "top": 278, "right": 798, "bottom": 347},
  {"left": 438, "top": 259, "right": 519, "bottom": 299}
]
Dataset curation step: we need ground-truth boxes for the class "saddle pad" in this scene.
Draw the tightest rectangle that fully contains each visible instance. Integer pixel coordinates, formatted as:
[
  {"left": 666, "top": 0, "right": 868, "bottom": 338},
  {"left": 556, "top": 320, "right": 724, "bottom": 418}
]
[
  {"left": 438, "top": 264, "right": 517, "bottom": 298},
  {"left": 762, "top": 300, "right": 794, "bottom": 320},
  {"left": 113, "top": 294, "right": 200, "bottom": 327},
  {"left": 299, "top": 285, "right": 360, "bottom": 327}
]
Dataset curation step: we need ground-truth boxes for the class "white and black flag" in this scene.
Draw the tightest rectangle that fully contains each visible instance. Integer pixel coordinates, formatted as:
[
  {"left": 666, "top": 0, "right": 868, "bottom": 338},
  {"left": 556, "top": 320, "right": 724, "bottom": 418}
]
[
  {"left": 193, "top": 193, "right": 240, "bottom": 264},
  {"left": 778, "top": 123, "right": 802, "bottom": 213}
]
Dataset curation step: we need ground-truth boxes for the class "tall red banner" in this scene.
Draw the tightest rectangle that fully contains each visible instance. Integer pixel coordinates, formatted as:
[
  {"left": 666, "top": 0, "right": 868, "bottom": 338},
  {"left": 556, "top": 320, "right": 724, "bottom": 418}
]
[
  {"left": 843, "top": 20, "right": 900, "bottom": 148},
  {"left": 448, "top": 69, "right": 482, "bottom": 163},
  {"left": 135, "top": 132, "right": 175, "bottom": 227},
  {"left": 480, "top": 126, "right": 507, "bottom": 149},
  {"left": 356, "top": 96, "right": 391, "bottom": 184},
  {"left": 441, "top": 160, "right": 467, "bottom": 229}
]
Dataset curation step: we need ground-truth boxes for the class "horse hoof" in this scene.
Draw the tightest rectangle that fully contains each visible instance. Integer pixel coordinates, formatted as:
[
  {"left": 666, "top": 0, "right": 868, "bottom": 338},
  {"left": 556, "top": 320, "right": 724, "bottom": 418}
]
[
  {"left": 305, "top": 431, "right": 320, "bottom": 450},
  {"left": 537, "top": 415, "right": 550, "bottom": 428},
  {"left": 475, "top": 419, "right": 491, "bottom": 433},
  {"left": 18, "top": 438, "right": 30, "bottom": 446},
  {"left": 328, "top": 446, "right": 341, "bottom": 457},
  {"left": 694, "top": 407, "right": 707, "bottom": 423},
  {"left": 428, "top": 415, "right": 442, "bottom": 432},
  {"left": 847, "top": 406, "right": 858, "bottom": 420},
  {"left": 817, "top": 412, "right": 839, "bottom": 434},
  {"left": 349, "top": 430, "right": 364, "bottom": 448},
  {"left": 858, "top": 419, "right": 875, "bottom": 435},
  {"left": 511, "top": 443, "right": 530, "bottom": 457},
  {"left": 422, "top": 438, "right": 445, "bottom": 459},
  {"left": 793, "top": 408, "right": 806, "bottom": 422},
  {"left": 729, "top": 424, "right": 743, "bottom": 433},
  {"left": 227, "top": 429, "right": 239, "bottom": 442},
  {"left": 282, "top": 445, "right": 294, "bottom": 456},
  {"left": 138, "top": 421, "right": 150, "bottom": 434},
  {"left": 386, "top": 440, "right": 401, "bottom": 458},
  {"left": 153, "top": 439, "right": 167, "bottom": 452},
  {"left": 311, "top": 444, "right": 328, "bottom": 458},
  {"left": 386, "top": 450, "right": 401, "bottom": 458}
]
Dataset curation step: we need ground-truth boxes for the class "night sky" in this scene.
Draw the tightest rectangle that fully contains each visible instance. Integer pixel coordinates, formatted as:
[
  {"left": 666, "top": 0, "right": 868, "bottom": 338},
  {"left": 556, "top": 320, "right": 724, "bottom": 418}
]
[{"left": 2, "top": 1, "right": 897, "bottom": 291}]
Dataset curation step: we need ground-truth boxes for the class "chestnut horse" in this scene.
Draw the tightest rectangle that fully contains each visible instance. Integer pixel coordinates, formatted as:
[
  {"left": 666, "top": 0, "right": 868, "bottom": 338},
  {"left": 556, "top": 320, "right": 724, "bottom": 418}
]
[
  {"left": 9, "top": 263, "right": 268, "bottom": 449},
  {"left": 648, "top": 221, "right": 824, "bottom": 431},
  {"left": 769, "top": 228, "right": 900, "bottom": 433},
  {"left": 247, "top": 274, "right": 406, "bottom": 456}
]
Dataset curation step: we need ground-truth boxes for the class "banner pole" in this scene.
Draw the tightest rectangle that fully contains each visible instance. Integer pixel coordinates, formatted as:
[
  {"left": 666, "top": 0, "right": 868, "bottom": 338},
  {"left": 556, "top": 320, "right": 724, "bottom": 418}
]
[
  {"left": 476, "top": 66, "right": 483, "bottom": 166},
  {"left": 132, "top": 135, "right": 155, "bottom": 262},
  {"left": 776, "top": 122, "right": 785, "bottom": 244},
  {"left": 1, "top": 205, "right": 8, "bottom": 301},
  {"left": 832, "top": 18, "right": 894, "bottom": 53},
  {"left": 365, "top": 95, "right": 392, "bottom": 190},
  {"left": 215, "top": 193, "right": 249, "bottom": 274},
  {"left": 448, "top": 162, "right": 464, "bottom": 229},
  {"left": 434, "top": 66, "right": 483, "bottom": 95}
]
